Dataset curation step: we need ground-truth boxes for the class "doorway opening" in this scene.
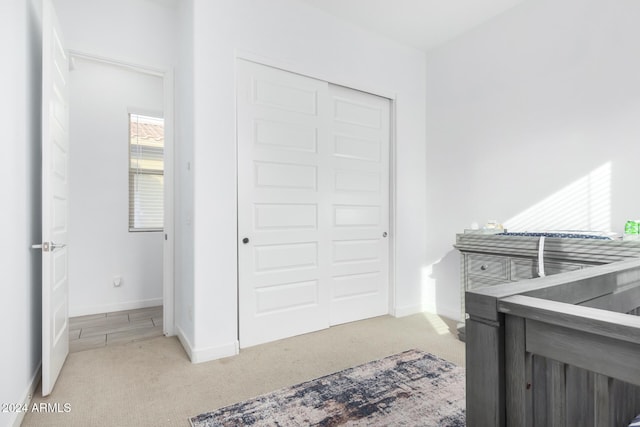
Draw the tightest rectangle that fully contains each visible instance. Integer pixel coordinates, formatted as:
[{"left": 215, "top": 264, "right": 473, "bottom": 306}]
[{"left": 66, "top": 52, "right": 174, "bottom": 351}]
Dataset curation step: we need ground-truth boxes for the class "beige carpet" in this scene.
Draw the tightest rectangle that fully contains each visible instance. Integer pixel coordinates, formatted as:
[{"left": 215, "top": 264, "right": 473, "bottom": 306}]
[{"left": 22, "top": 313, "right": 464, "bottom": 427}]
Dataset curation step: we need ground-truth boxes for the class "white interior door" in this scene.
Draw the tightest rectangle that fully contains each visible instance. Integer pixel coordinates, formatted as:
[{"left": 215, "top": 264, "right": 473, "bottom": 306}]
[
  {"left": 237, "top": 60, "right": 390, "bottom": 348},
  {"left": 40, "top": 0, "right": 70, "bottom": 396},
  {"left": 327, "top": 84, "right": 390, "bottom": 325},
  {"left": 237, "top": 60, "right": 331, "bottom": 348}
]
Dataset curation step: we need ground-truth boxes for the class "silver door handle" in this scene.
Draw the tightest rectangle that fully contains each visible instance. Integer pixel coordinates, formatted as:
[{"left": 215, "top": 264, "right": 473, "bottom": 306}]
[{"left": 31, "top": 241, "right": 67, "bottom": 252}]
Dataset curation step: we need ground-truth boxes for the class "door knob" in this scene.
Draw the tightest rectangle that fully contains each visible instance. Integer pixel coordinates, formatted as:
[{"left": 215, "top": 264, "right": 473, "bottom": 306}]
[
  {"left": 242, "top": 237, "right": 249, "bottom": 244},
  {"left": 31, "top": 241, "right": 67, "bottom": 252},
  {"left": 382, "top": 232, "right": 388, "bottom": 238}
]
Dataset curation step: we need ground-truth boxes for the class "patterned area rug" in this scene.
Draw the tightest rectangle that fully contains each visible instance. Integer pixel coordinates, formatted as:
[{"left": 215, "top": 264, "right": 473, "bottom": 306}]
[{"left": 190, "top": 349, "right": 465, "bottom": 427}]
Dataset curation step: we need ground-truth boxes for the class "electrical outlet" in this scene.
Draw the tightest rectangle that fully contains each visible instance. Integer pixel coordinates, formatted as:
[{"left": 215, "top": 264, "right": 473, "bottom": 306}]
[{"left": 113, "top": 276, "right": 122, "bottom": 287}]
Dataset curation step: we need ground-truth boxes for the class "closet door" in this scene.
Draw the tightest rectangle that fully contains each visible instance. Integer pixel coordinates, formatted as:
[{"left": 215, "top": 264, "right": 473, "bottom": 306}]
[
  {"left": 237, "top": 60, "right": 391, "bottom": 348},
  {"left": 327, "top": 84, "right": 390, "bottom": 325},
  {"left": 237, "top": 60, "right": 331, "bottom": 348}
]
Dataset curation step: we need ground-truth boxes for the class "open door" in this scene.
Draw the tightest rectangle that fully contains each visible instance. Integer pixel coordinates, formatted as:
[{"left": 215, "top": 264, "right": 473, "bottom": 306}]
[{"left": 36, "top": 0, "right": 70, "bottom": 396}]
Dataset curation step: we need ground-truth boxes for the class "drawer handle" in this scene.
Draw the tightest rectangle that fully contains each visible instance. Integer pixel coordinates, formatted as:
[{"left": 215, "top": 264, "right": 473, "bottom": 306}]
[{"left": 480, "top": 265, "right": 488, "bottom": 271}]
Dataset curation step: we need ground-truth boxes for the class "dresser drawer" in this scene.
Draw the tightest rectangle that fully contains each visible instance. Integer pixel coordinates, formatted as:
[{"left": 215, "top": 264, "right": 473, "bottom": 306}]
[
  {"left": 511, "top": 258, "right": 583, "bottom": 280},
  {"left": 467, "top": 275, "right": 508, "bottom": 290},
  {"left": 511, "top": 258, "right": 537, "bottom": 280},
  {"left": 466, "top": 254, "right": 508, "bottom": 280},
  {"left": 544, "top": 261, "right": 583, "bottom": 275}
]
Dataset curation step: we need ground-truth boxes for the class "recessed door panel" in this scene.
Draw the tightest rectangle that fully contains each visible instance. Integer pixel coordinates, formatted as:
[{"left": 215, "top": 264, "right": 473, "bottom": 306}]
[
  {"left": 253, "top": 77, "right": 318, "bottom": 115},
  {"left": 334, "top": 205, "right": 381, "bottom": 227},
  {"left": 333, "top": 239, "right": 380, "bottom": 264},
  {"left": 52, "top": 138, "right": 67, "bottom": 180},
  {"left": 334, "top": 135, "right": 381, "bottom": 162},
  {"left": 53, "top": 300, "right": 67, "bottom": 343},
  {"left": 254, "top": 161, "right": 317, "bottom": 190},
  {"left": 255, "top": 280, "right": 319, "bottom": 314},
  {"left": 254, "top": 243, "right": 318, "bottom": 273},
  {"left": 334, "top": 98, "right": 381, "bottom": 128},
  {"left": 334, "top": 170, "right": 381, "bottom": 193},
  {"left": 53, "top": 249, "right": 67, "bottom": 290},
  {"left": 52, "top": 196, "right": 67, "bottom": 232},
  {"left": 254, "top": 119, "right": 318, "bottom": 153},
  {"left": 332, "top": 272, "right": 381, "bottom": 300},
  {"left": 254, "top": 203, "right": 317, "bottom": 231}
]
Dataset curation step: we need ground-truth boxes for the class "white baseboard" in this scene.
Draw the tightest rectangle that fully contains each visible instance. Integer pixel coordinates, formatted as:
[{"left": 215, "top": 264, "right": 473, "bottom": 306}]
[
  {"left": 175, "top": 325, "right": 239, "bottom": 363},
  {"left": 392, "top": 304, "right": 423, "bottom": 318},
  {"left": 435, "top": 306, "right": 463, "bottom": 323},
  {"left": 190, "top": 340, "right": 239, "bottom": 364},
  {"left": 392, "top": 304, "right": 462, "bottom": 322},
  {"left": 11, "top": 362, "right": 41, "bottom": 427},
  {"left": 176, "top": 324, "right": 194, "bottom": 361},
  {"left": 69, "top": 298, "right": 163, "bottom": 317}
]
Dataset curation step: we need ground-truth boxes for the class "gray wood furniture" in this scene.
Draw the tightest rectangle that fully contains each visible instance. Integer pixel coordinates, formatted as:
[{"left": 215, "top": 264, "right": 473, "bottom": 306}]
[
  {"left": 455, "top": 234, "right": 640, "bottom": 340},
  {"left": 465, "top": 257, "right": 640, "bottom": 426}
]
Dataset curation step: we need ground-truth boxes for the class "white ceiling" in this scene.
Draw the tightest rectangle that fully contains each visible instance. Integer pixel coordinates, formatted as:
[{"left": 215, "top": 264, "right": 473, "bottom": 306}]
[{"left": 295, "top": 0, "right": 525, "bottom": 51}]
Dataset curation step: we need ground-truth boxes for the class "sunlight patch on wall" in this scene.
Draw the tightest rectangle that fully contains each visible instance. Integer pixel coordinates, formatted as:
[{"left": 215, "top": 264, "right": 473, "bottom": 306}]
[
  {"left": 504, "top": 162, "right": 611, "bottom": 232},
  {"left": 420, "top": 264, "right": 437, "bottom": 315}
]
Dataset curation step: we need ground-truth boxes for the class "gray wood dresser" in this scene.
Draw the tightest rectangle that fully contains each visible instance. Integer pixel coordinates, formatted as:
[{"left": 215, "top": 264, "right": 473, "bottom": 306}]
[{"left": 454, "top": 233, "right": 640, "bottom": 340}]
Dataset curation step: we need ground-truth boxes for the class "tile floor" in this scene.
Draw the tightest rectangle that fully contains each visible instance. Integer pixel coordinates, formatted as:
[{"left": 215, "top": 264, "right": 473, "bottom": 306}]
[{"left": 69, "top": 306, "right": 163, "bottom": 353}]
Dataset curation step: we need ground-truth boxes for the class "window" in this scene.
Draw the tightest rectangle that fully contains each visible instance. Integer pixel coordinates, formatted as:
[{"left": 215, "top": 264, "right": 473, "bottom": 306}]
[{"left": 129, "top": 113, "right": 164, "bottom": 231}]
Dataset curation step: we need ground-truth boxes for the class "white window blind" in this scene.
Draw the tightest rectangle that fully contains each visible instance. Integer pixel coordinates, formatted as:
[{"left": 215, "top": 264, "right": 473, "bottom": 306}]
[{"left": 129, "top": 113, "right": 164, "bottom": 231}]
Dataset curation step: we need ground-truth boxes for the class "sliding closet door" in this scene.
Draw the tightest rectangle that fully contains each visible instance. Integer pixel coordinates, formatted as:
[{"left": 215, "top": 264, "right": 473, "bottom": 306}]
[
  {"left": 237, "top": 59, "right": 391, "bottom": 348},
  {"left": 327, "top": 84, "right": 390, "bottom": 326},
  {"left": 237, "top": 60, "right": 331, "bottom": 348}
]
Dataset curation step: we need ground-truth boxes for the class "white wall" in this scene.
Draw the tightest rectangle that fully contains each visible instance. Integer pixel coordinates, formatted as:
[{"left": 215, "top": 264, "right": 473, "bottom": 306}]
[
  {"left": 174, "top": 0, "right": 195, "bottom": 347},
  {"left": 188, "top": 0, "right": 427, "bottom": 361},
  {"left": 68, "top": 58, "right": 164, "bottom": 316},
  {"left": 0, "top": 0, "right": 43, "bottom": 426},
  {"left": 53, "top": 0, "right": 177, "bottom": 69},
  {"left": 425, "top": 0, "right": 640, "bottom": 320}
]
